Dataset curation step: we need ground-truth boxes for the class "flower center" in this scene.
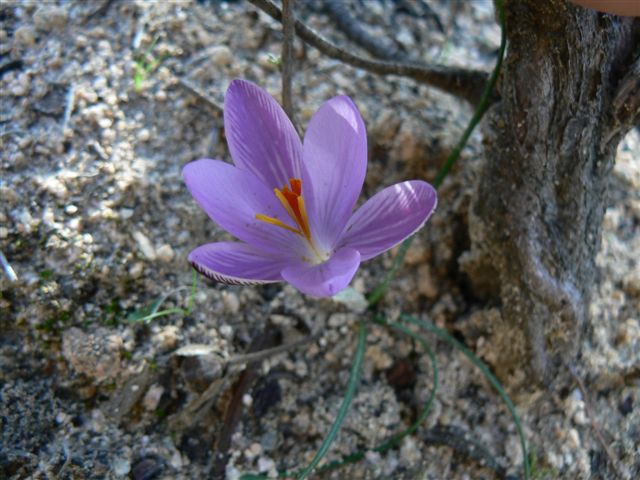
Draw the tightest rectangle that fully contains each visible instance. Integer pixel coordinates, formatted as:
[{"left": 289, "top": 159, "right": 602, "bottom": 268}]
[{"left": 256, "top": 178, "right": 328, "bottom": 264}]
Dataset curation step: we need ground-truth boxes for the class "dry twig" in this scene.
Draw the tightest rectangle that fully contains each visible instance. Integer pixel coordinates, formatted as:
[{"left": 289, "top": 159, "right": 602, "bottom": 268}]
[
  {"left": 247, "top": 0, "right": 489, "bottom": 105},
  {"left": 281, "top": 0, "right": 296, "bottom": 126},
  {"left": 569, "top": 365, "right": 629, "bottom": 479},
  {"left": 323, "top": 0, "right": 402, "bottom": 61},
  {"left": 226, "top": 331, "right": 321, "bottom": 366},
  {"left": 174, "top": 75, "right": 224, "bottom": 113},
  {"left": 212, "top": 328, "right": 279, "bottom": 478},
  {"left": 167, "top": 332, "right": 319, "bottom": 433}
]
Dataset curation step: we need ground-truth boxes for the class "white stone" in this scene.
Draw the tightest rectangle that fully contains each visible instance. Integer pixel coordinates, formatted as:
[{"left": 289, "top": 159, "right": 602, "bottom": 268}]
[
  {"left": 113, "top": 457, "right": 131, "bottom": 476},
  {"left": 34, "top": 6, "right": 67, "bottom": 31},
  {"left": 219, "top": 324, "right": 233, "bottom": 338},
  {"left": 137, "top": 128, "right": 151, "bottom": 142},
  {"left": 64, "top": 205, "right": 78, "bottom": 215},
  {"left": 257, "top": 456, "right": 275, "bottom": 474},
  {"left": 142, "top": 384, "right": 164, "bottom": 411},
  {"left": 129, "top": 262, "right": 144, "bottom": 278},
  {"left": 210, "top": 45, "right": 233, "bottom": 66},
  {"left": 14, "top": 26, "right": 37, "bottom": 47},
  {"left": 222, "top": 291, "right": 240, "bottom": 314},
  {"left": 98, "top": 117, "right": 113, "bottom": 129},
  {"left": 133, "top": 231, "right": 156, "bottom": 260},
  {"left": 169, "top": 450, "right": 183, "bottom": 469},
  {"left": 156, "top": 244, "right": 174, "bottom": 262}
]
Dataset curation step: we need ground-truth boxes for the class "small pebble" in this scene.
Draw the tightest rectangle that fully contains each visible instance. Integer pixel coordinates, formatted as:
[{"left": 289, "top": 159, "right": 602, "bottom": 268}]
[
  {"left": 113, "top": 457, "right": 131, "bottom": 476},
  {"left": 137, "top": 128, "right": 151, "bottom": 142},
  {"left": 615, "top": 319, "right": 638, "bottom": 346},
  {"left": 260, "top": 431, "right": 278, "bottom": 452},
  {"left": 209, "top": 45, "right": 233, "bottom": 66},
  {"left": 34, "top": 6, "right": 68, "bottom": 31},
  {"left": 129, "top": 262, "right": 144, "bottom": 278},
  {"left": 249, "top": 443, "right": 262, "bottom": 456},
  {"left": 62, "top": 327, "right": 122, "bottom": 383},
  {"left": 132, "top": 457, "right": 163, "bottom": 480},
  {"left": 142, "top": 384, "right": 164, "bottom": 411},
  {"left": 156, "top": 244, "right": 174, "bottom": 262},
  {"left": 11, "top": 72, "right": 31, "bottom": 97},
  {"left": 180, "top": 353, "right": 223, "bottom": 393},
  {"left": 328, "top": 313, "right": 351, "bottom": 328},
  {"left": 169, "top": 450, "right": 183, "bottom": 470},
  {"left": 404, "top": 242, "right": 428, "bottom": 265},
  {"left": 219, "top": 324, "right": 233, "bottom": 338},
  {"left": 65, "top": 205, "right": 78, "bottom": 215},
  {"left": 98, "top": 117, "right": 113, "bottom": 129},
  {"left": 222, "top": 291, "right": 240, "bottom": 314},
  {"left": 622, "top": 270, "right": 640, "bottom": 298},
  {"left": 567, "top": 428, "right": 581, "bottom": 449},
  {"left": 257, "top": 456, "right": 275, "bottom": 474},
  {"left": 417, "top": 264, "right": 439, "bottom": 299},
  {"left": 154, "top": 325, "right": 179, "bottom": 350},
  {"left": 573, "top": 409, "right": 588, "bottom": 426},
  {"left": 14, "top": 25, "right": 37, "bottom": 47},
  {"left": 55, "top": 411, "right": 70, "bottom": 424},
  {"left": 133, "top": 231, "right": 156, "bottom": 260}
]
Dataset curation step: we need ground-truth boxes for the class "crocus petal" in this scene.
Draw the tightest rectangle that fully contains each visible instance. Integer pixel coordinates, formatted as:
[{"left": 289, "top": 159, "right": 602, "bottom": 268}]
[
  {"left": 281, "top": 248, "right": 361, "bottom": 297},
  {"left": 183, "top": 159, "right": 306, "bottom": 256},
  {"left": 302, "top": 96, "right": 367, "bottom": 250},
  {"left": 337, "top": 180, "right": 437, "bottom": 261},
  {"left": 188, "top": 242, "right": 290, "bottom": 285},
  {"left": 224, "top": 79, "right": 303, "bottom": 189}
]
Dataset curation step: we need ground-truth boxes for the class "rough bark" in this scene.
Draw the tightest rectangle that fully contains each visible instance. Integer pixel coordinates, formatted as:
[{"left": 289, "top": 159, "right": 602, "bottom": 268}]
[{"left": 461, "top": 0, "right": 639, "bottom": 386}]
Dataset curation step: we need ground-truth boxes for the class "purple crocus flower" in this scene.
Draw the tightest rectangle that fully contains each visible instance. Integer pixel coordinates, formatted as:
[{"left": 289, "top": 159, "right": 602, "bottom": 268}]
[{"left": 183, "top": 79, "right": 437, "bottom": 297}]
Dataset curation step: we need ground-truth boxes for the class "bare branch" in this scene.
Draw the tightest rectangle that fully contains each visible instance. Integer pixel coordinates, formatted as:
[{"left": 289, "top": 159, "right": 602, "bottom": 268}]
[
  {"left": 227, "top": 331, "right": 320, "bottom": 366},
  {"left": 281, "top": 0, "right": 296, "bottom": 126},
  {"left": 323, "top": 0, "right": 403, "bottom": 61},
  {"left": 247, "top": 0, "right": 490, "bottom": 105}
]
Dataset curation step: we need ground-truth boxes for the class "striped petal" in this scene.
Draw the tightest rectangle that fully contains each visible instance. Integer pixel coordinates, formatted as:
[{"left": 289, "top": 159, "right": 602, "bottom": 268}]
[
  {"left": 337, "top": 181, "right": 437, "bottom": 261},
  {"left": 301, "top": 96, "right": 367, "bottom": 251},
  {"left": 188, "top": 242, "right": 291, "bottom": 285},
  {"left": 183, "top": 159, "right": 306, "bottom": 257},
  {"left": 224, "top": 79, "right": 303, "bottom": 190}
]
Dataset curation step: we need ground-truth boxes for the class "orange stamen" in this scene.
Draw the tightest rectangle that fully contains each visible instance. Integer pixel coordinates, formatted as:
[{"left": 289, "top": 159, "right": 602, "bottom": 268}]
[
  {"left": 290, "top": 178, "right": 302, "bottom": 196},
  {"left": 256, "top": 178, "right": 313, "bottom": 243}
]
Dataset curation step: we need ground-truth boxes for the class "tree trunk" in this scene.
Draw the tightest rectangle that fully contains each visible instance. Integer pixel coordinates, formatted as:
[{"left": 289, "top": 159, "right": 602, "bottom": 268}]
[{"left": 461, "top": 0, "right": 639, "bottom": 386}]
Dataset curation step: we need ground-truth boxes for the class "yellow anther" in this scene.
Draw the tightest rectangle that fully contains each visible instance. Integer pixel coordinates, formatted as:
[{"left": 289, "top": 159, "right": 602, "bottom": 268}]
[
  {"left": 256, "top": 178, "right": 313, "bottom": 244},
  {"left": 255, "top": 214, "right": 301, "bottom": 234}
]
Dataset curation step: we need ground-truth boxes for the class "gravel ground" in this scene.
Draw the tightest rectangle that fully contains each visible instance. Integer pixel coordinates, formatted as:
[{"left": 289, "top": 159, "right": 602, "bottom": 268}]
[{"left": 1, "top": 1, "right": 638, "bottom": 479}]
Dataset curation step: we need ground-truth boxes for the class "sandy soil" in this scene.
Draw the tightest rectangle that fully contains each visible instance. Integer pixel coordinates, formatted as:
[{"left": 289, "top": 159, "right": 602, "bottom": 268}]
[{"left": 1, "top": 1, "right": 638, "bottom": 479}]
